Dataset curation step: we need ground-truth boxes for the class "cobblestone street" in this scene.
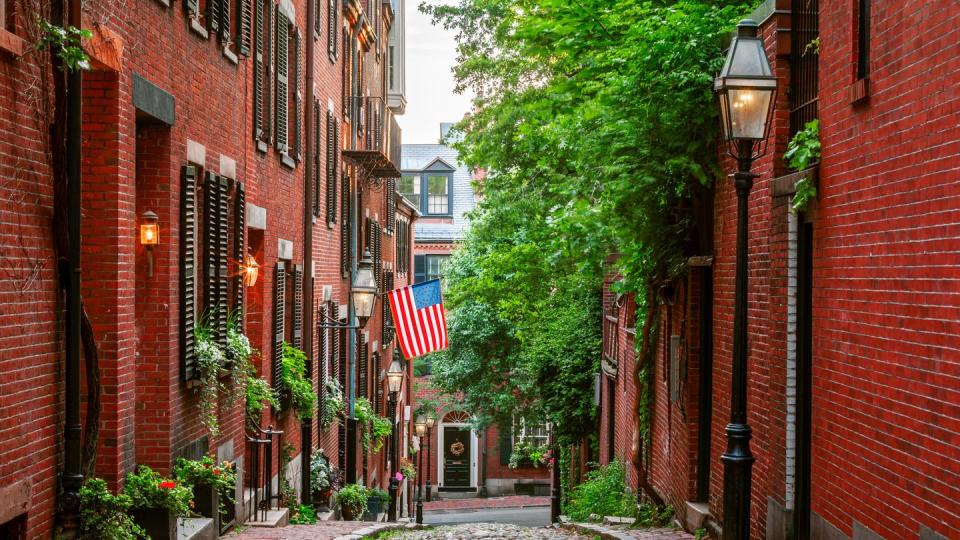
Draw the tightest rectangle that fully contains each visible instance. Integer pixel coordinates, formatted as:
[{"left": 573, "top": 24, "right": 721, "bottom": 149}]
[{"left": 384, "top": 523, "right": 590, "bottom": 539}]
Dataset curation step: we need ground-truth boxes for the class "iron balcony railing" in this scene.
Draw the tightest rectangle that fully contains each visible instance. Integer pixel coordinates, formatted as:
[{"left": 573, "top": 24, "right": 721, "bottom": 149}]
[{"left": 347, "top": 95, "right": 402, "bottom": 177}]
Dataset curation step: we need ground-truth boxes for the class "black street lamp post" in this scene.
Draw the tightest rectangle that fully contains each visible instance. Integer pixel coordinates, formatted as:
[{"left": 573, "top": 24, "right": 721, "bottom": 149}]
[
  {"left": 386, "top": 359, "right": 404, "bottom": 522},
  {"left": 414, "top": 415, "right": 427, "bottom": 525},
  {"left": 549, "top": 425, "right": 560, "bottom": 523},
  {"left": 425, "top": 415, "right": 435, "bottom": 502},
  {"left": 713, "top": 19, "right": 777, "bottom": 540}
]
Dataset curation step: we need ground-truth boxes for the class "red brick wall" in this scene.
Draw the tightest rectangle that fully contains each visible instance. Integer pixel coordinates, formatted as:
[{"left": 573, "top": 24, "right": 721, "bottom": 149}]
[{"left": 808, "top": 0, "right": 960, "bottom": 537}]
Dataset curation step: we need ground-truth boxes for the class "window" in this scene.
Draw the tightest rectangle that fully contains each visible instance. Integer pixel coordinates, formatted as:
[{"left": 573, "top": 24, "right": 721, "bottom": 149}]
[
  {"left": 388, "top": 45, "right": 395, "bottom": 90},
  {"left": 426, "top": 175, "right": 449, "bottom": 215},
  {"left": 514, "top": 417, "right": 549, "bottom": 448},
  {"left": 398, "top": 174, "right": 419, "bottom": 210},
  {"left": 425, "top": 255, "right": 448, "bottom": 282},
  {"left": 856, "top": 0, "right": 870, "bottom": 80},
  {"left": 400, "top": 172, "right": 453, "bottom": 216},
  {"left": 414, "top": 254, "right": 448, "bottom": 284}
]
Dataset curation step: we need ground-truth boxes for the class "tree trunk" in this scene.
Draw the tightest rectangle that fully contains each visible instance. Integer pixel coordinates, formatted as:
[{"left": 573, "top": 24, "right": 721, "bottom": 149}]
[{"left": 631, "top": 285, "right": 664, "bottom": 508}]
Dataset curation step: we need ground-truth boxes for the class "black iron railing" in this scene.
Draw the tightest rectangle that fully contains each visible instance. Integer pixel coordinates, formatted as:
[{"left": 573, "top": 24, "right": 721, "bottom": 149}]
[
  {"left": 245, "top": 424, "right": 284, "bottom": 523},
  {"left": 790, "top": 0, "right": 819, "bottom": 135}
]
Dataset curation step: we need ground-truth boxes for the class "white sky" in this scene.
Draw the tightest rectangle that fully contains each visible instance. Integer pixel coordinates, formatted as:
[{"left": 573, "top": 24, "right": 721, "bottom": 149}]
[{"left": 396, "top": 0, "right": 474, "bottom": 144}]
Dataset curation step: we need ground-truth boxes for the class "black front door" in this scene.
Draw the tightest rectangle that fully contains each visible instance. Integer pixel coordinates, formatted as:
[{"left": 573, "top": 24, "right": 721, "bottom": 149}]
[{"left": 443, "top": 427, "right": 471, "bottom": 487}]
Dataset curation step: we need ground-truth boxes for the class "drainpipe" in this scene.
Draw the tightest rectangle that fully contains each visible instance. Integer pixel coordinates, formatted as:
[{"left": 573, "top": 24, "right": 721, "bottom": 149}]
[
  {"left": 300, "top": 0, "right": 316, "bottom": 505},
  {"left": 60, "top": 0, "right": 85, "bottom": 531}
]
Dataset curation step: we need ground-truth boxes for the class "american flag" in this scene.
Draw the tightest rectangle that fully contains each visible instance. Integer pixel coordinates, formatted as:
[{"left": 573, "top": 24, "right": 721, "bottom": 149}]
[{"left": 387, "top": 279, "right": 448, "bottom": 359}]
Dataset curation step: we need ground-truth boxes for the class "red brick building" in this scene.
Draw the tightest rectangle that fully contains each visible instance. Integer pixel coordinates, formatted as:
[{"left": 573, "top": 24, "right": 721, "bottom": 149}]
[
  {"left": 0, "top": 0, "right": 412, "bottom": 535},
  {"left": 598, "top": 0, "right": 960, "bottom": 538}
]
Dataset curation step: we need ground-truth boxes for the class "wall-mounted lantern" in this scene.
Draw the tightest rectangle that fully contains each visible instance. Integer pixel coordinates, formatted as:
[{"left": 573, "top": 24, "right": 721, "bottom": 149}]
[
  {"left": 241, "top": 254, "right": 260, "bottom": 287},
  {"left": 140, "top": 211, "right": 159, "bottom": 277}
]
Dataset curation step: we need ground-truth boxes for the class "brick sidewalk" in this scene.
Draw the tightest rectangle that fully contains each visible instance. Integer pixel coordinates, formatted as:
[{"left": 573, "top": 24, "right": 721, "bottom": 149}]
[
  {"left": 563, "top": 522, "right": 695, "bottom": 539},
  {"left": 424, "top": 494, "right": 550, "bottom": 511}
]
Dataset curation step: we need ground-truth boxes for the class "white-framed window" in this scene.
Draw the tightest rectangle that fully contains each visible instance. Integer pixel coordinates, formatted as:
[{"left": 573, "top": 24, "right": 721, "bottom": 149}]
[{"left": 513, "top": 416, "right": 549, "bottom": 448}]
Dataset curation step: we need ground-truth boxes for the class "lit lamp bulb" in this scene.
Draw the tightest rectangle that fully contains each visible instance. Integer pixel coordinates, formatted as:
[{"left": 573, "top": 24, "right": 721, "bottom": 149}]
[{"left": 241, "top": 255, "right": 260, "bottom": 287}]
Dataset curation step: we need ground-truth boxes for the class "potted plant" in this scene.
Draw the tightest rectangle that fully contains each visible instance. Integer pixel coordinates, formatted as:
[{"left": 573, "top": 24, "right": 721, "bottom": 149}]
[
  {"left": 335, "top": 484, "right": 368, "bottom": 521},
  {"left": 79, "top": 477, "right": 145, "bottom": 539},
  {"left": 310, "top": 450, "right": 339, "bottom": 511},
  {"left": 172, "top": 456, "right": 237, "bottom": 530},
  {"left": 354, "top": 397, "right": 392, "bottom": 452},
  {"left": 399, "top": 457, "right": 416, "bottom": 482},
  {"left": 509, "top": 440, "right": 550, "bottom": 469},
  {"left": 364, "top": 487, "right": 389, "bottom": 520},
  {"left": 123, "top": 466, "right": 192, "bottom": 540}
]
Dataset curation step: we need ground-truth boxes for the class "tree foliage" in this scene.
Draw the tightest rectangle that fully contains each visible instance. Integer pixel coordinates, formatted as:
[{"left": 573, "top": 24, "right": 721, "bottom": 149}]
[{"left": 422, "top": 0, "right": 752, "bottom": 451}]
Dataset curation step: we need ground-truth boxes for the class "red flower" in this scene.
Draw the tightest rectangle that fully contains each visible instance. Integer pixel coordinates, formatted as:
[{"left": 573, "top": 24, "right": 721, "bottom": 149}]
[
  {"left": 159, "top": 481, "right": 177, "bottom": 489},
  {"left": 213, "top": 468, "right": 221, "bottom": 476}
]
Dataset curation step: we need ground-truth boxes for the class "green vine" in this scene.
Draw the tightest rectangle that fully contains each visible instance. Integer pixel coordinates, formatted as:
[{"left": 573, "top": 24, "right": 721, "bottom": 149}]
[
  {"left": 281, "top": 342, "right": 316, "bottom": 420},
  {"left": 195, "top": 317, "right": 225, "bottom": 438},
  {"left": 319, "top": 377, "right": 345, "bottom": 431},
  {"left": 785, "top": 119, "right": 821, "bottom": 214},
  {"left": 35, "top": 19, "right": 92, "bottom": 71},
  {"left": 354, "top": 397, "right": 391, "bottom": 452}
]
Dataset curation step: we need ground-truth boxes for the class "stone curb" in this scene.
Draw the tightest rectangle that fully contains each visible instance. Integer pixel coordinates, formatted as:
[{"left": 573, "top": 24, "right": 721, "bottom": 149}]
[{"left": 560, "top": 520, "right": 637, "bottom": 540}]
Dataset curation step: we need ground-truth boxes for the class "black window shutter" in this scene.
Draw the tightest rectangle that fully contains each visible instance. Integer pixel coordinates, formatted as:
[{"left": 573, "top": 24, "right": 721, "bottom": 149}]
[
  {"left": 313, "top": 101, "right": 322, "bottom": 217},
  {"left": 237, "top": 0, "right": 252, "bottom": 56},
  {"left": 203, "top": 172, "right": 219, "bottom": 331},
  {"left": 219, "top": 0, "right": 231, "bottom": 42},
  {"left": 386, "top": 178, "right": 395, "bottom": 235},
  {"left": 374, "top": 221, "right": 382, "bottom": 289},
  {"left": 275, "top": 14, "right": 289, "bottom": 153},
  {"left": 273, "top": 262, "right": 286, "bottom": 396},
  {"left": 181, "top": 166, "right": 198, "bottom": 381},
  {"left": 327, "top": 0, "right": 336, "bottom": 59},
  {"left": 292, "top": 264, "right": 303, "bottom": 349},
  {"left": 326, "top": 111, "right": 337, "bottom": 225},
  {"left": 215, "top": 176, "right": 230, "bottom": 345},
  {"left": 414, "top": 254, "right": 426, "bottom": 284},
  {"left": 185, "top": 0, "right": 199, "bottom": 16},
  {"left": 373, "top": 352, "right": 381, "bottom": 416},
  {"left": 293, "top": 29, "right": 303, "bottom": 161},
  {"left": 317, "top": 302, "right": 328, "bottom": 430},
  {"left": 234, "top": 182, "right": 246, "bottom": 324},
  {"left": 358, "top": 334, "right": 368, "bottom": 399},
  {"left": 336, "top": 306, "right": 346, "bottom": 466},
  {"left": 207, "top": 0, "right": 221, "bottom": 33},
  {"left": 331, "top": 301, "right": 341, "bottom": 378},
  {"left": 340, "top": 172, "right": 350, "bottom": 277},
  {"left": 314, "top": 0, "right": 321, "bottom": 40},
  {"left": 252, "top": 0, "right": 264, "bottom": 140},
  {"left": 264, "top": 0, "right": 274, "bottom": 144},
  {"left": 498, "top": 427, "right": 513, "bottom": 466},
  {"left": 382, "top": 271, "right": 394, "bottom": 344}
]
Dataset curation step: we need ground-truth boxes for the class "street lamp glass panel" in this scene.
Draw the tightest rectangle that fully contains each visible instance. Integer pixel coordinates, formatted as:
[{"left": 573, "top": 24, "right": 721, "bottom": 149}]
[
  {"left": 387, "top": 359, "right": 404, "bottom": 393},
  {"left": 414, "top": 415, "right": 426, "bottom": 437},
  {"left": 426, "top": 415, "right": 435, "bottom": 429},
  {"left": 352, "top": 250, "right": 378, "bottom": 323},
  {"left": 714, "top": 20, "right": 777, "bottom": 143}
]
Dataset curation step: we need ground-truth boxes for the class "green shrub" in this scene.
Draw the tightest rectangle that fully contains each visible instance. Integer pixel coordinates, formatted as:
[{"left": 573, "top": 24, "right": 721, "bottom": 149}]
[
  {"left": 289, "top": 504, "right": 317, "bottom": 524},
  {"left": 564, "top": 461, "right": 635, "bottom": 521},
  {"left": 368, "top": 487, "right": 390, "bottom": 502},
  {"left": 122, "top": 466, "right": 193, "bottom": 517},
  {"left": 79, "top": 478, "right": 145, "bottom": 539}
]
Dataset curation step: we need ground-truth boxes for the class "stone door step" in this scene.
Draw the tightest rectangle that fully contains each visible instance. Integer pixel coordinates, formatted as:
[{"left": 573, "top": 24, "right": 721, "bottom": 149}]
[
  {"left": 684, "top": 501, "right": 709, "bottom": 531},
  {"left": 246, "top": 508, "right": 290, "bottom": 528},
  {"left": 178, "top": 517, "right": 216, "bottom": 540}
]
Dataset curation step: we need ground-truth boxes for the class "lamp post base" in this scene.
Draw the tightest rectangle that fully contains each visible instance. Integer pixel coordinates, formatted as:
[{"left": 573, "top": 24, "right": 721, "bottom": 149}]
[
  {"left": 721, "top": 423, "right": 754, "bottom": 540},
  {"left": 388, "top": 477, "right": 399, "bottom": 522}
]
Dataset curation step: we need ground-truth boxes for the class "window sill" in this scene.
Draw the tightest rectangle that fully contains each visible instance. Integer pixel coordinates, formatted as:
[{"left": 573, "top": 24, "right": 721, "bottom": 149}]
[
  {"left": 190, "top": 18, "right": 209, "bottom": 39},
  {"left": 0, "top": 29, "right": 27, "bottom": 57},
  {"left": 223, "top": 45, "right": 239, "bottom": 65},
  {"left": 256, "top": 141, "right": 268, "bottom": 153},
  {"left": 849, "top": 77, "right": 869, "bottom": 105},
  {"left": 771, "top": 164, "right": 818, "bottom": 198},
  {"left": 281, "top": 154, "right": 297, "bottom": 169}
]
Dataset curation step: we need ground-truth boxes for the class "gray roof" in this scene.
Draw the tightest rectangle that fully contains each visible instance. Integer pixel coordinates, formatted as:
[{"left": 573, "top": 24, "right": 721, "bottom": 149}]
[{"left": 401, "top": 144, "right": 477, "bottom": 242}]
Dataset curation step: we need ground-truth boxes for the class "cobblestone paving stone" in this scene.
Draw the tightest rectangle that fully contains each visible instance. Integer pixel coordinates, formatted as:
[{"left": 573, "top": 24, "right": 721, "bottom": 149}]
[{"left": 386, "top": 523, "right": 592, "bottom": 539}]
